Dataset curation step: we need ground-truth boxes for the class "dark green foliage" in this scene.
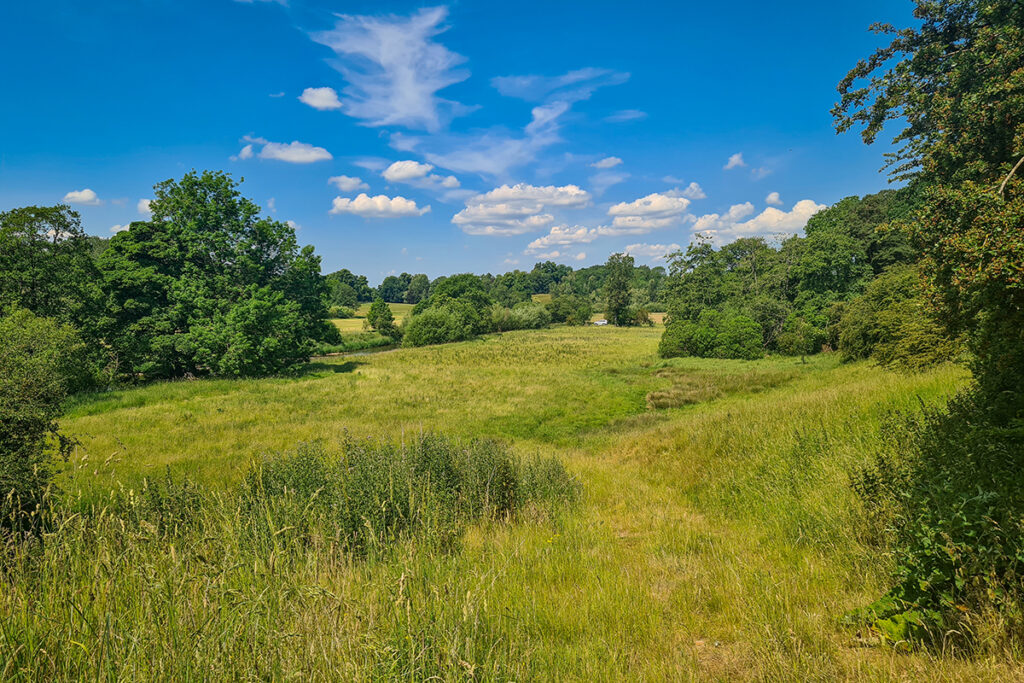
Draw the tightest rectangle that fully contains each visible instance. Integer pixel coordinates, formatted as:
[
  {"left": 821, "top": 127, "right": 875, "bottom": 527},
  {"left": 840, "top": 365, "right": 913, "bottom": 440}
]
[
  {"left": 376, "top": 273, "right": 411, "bottom": 303},
  {"left": 836, "top": 0, "right": 1024, "bottom": 647},
  {"left": 98, "top": 171, "right": 333, "bottom": 380},
  {"left": 327, "top": 305, "right": 356, "bottom": 319},
  {"left": 325, "top": 268, "right": 373, "bottom": 303},
  {"left": 402, "top": 305, "right": 476, "bottom": 347},
  {"left": 241, "top": 435, "right": 579, "bottom": 557},
  {"left": 776, "top": 315, "right": 822, "bottom": 359},
  {"left": 0, "top": 309, "right": 85, "bottom": 532},
  {"left": 404, "top": 273, "right": 430, "bottom": 304},
  {"left": 851, "top": 392, "right": 1024, "bottom": 648},
  {"left": 366, "top": 298, "right": 401, "bottom": 341},
  {"left": 603, "top": 253, "right": 634, "bottom": 326},
  {"left": 546, "top": 293, "right": 592, "bottom": 325},
  {"left": 838, "top": 266, "right": 956, "bottom": 369},
  {"left": 659, "top": 311, "right": 762, "bottom": 360}
]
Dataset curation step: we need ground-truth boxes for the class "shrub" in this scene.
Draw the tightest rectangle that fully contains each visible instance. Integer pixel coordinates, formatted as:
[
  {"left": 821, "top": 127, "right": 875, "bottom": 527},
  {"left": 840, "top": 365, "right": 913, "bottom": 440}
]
[
  {"left": 838, "top": 265, "right": 955, "bottom": 370},
  {"left": 328, "top": 305, "right": 356, "bottom": 319},
  {"left": 509, "top": 301, "right": 551, "bottom": 330},
  {"left": 402, "top": 306, "right": 474, "bottom": 347},
  {"left": 366, "top": 298, "right": 401, "bottom": 341},
  {"left": 0, "top": 309, "right": 85, "bottom": 532},
  {"left": 546, "top": 294, "right": 592, "bottom": 326},
  {"left": 851, "top": 391, "right": 1024, "bottom": 650},
  {"left": 659, "top": 312, "right": 762, "bottom": 360}
]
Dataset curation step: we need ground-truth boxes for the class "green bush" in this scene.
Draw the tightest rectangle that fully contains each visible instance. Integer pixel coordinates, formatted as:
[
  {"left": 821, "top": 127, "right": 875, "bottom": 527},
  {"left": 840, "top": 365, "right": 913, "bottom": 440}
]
[
  {"left": 327, "top": 305, "right": 356, "bottom": 319},
  {"left": 0, "top": 309, "right": 85, "bottom": 532},
  {"left": 546, "top": 294, "right": 592, "bottom": 326},
  {"left": 838, "top": 265, "right": 955, "bottom": 370},
  {"left": 241, "top": 435, "right": 579, "bottom": 557},
  {"left": 851, "top": 391, "right": 1024, "bottom": 650},
  {"left": 366, "top": 298, "right": 401, "bottom": 341},
  {"left": 659, "top": 311, "right": 762, "bottom": 360},
  {"left": 509, "top": 301, "right": 551, "bottom": 330},
  {"left": 402, "top": 306, "right": 475, "bottom": 347}
]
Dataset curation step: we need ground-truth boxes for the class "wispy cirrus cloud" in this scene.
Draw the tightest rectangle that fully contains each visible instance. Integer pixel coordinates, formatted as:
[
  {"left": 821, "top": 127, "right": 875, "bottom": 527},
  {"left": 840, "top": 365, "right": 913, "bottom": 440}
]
[
  {"left": 310, "top": 7, "right": 471, "bottom": 132},
  {"left": 491, "top": 67, "right": 629, "bottom": 104},
  {"left": 604, "top": 109, "right": 647, "bottom": 123}
]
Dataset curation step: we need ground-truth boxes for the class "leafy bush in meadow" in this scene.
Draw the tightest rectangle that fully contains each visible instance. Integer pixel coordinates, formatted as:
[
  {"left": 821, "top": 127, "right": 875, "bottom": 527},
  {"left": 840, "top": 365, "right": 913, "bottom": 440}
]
[
  {"left": 0, "top": 309, "right": 85, "bottom": 532},
  {"left": 659, "top": 311, "right": 762, "bottom": 360}
]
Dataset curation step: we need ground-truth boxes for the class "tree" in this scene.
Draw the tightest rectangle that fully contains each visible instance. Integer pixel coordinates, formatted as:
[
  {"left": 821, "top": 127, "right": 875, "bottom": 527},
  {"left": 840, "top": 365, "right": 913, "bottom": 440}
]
[
  {"left": 366, "top": 298, "right": 401, "bottom": 340},
  {"left": 0, "top": 205, "right": 104, "bottom": 335},
  {"left": 0, "top": 309, "right": 85, "bottom": 531},
  {"left": 99, "top": 170, "right": 332, "bottom": 379},
  {"left": 376, "top": 275, "right": 406, "bottom": 303},
  {"left": 404, "top": 273, "right": 430, "bottom": 304},
  {"left": 603, "top": 253, "right": 633, "bottom": 326}
]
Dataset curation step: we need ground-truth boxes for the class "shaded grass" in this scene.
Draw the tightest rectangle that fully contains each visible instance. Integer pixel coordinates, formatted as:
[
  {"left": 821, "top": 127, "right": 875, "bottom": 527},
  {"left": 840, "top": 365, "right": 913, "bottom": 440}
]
[{"left": 6, "top": 327, "right": 1017, "bottom": 679}]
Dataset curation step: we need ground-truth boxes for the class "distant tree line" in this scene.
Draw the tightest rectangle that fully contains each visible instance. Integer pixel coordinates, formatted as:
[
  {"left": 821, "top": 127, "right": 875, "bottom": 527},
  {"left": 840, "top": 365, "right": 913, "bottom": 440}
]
[{"left": 658, "top": 187, "right": 955, "bottom": 365}]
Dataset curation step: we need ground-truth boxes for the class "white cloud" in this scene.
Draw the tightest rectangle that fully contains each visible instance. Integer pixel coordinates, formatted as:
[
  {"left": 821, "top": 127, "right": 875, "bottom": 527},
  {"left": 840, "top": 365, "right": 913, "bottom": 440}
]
[
  {"left": 675, "top": 180, "right": 708, "bottom": 198},
  {"left": 235, "top": 135, "right": 332, "bottom": 163},
  {"left": 724, "top": 153, "right": 746, "bottom": 170},
  {"left": 453, "top": 183, "right": 589, "bottom": 236},
  {"left": 692, "top": 203, "right": 756, "bottom": 232},
  {"left": 382, "top": 159, "right": 433, "bottom": 181},
  {"left": 590, "top": 156, "right": 622, "bottom": 169},
  {"left": 525, "top": 224, "right": 600, "bottom": 253},
  {"left": 299, "top": 86, "right": 343, "bottom": 111},
  {"left": 624, "top": 242, "right": 681, "bottom": 262},
  {"left": 109, "top": 224, "right": 129, "bottom": 233},
  {"left": 286, "top": 220, "right": 300, "bottom": 230},
  {"left": 330, "top": 193, "right": 429, "bottom": 218},
  {"left": 503, "top": 258, "right": 520, "bottom": 266},
  {"left": 574, "top": 251, "right": 586, "bottom": 261},
  {"left": 694, "top": 199, "right": 827, "bottom": 241},
  {"left": 137, "top": 198, "right": 152, "bottom": 215},
  {"left": 605, "top": 191, "right": 691, "bottom": 232},
  {"left": 536, "top": 250, "right": 561, "bottom": 259},
  {"left": 381, "top": 159, "right": 460, "bottom": 192},
  {"left": 267, "top": 197, "right": 276, "bottom": 213},
  {"left": 310, "top": 7, "right": 471, "bottom": 132},
  {"left": 605, "top": 109, "right": 647, "bottom": 123},
  {"left": 63, "top": 189, "right": 101, "bottom": 205},
  {"left": 492, "top": 68, "right": 629, "bottom": 103},
  {"left": 328, "top": 175, "right": 369, "bottom": 192},
  {"left": 751, "top": 166, "right": 772, "bottom": 180},
  {"left": 765, "top": 191, "right": 782, "bottom": 206}
]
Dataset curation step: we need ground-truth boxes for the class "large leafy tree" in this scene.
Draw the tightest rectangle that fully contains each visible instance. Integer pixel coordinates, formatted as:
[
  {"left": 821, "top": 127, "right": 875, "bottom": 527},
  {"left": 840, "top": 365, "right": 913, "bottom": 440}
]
[
  {"left": 833, "top": 0, "right": 1024, "bottom": 407},
  {"left": 99, "top": 170, "right": 332, "bottom": 379},
  {"left": 603, "top": 253, "right": 634, "bottom": 326},
  {"left": 0, "top": 205, "right": 103, "bottom": 332}
]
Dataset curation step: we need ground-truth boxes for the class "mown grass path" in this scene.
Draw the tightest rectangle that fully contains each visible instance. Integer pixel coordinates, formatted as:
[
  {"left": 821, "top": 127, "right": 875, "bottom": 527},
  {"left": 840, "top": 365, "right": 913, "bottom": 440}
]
[{"left": 23, "top": 328, "right": 1021, "bottom": 678}]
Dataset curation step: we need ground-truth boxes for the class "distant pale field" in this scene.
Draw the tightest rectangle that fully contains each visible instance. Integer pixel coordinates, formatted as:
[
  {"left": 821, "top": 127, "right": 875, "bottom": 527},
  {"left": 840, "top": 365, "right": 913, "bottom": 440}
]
[
  {"left": 23, "top": 327, "right": 1002, "bottom": 679},
  {"left": 332, "top": 301, "right": 414, "bottom": 333}
]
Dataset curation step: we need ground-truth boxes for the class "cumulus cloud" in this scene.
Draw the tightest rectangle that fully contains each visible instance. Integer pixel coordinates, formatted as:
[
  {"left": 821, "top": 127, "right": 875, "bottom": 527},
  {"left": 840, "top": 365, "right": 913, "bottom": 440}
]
[
  {"left": 724, "top": 152, "right": 746, "bottom": 170},
  {"left": 492, "top": 67, "right": 629, "bottom": 103},
  {"left": 63, "top": 189, "right": 101, "bottom": 205},
  {"left": 299, "top": 86, "right": 343, "bottom": 111},
  {"left": 694, "top": 199, "right": 827, "bottom": 241},
  {"left": 109, "top": 224, "right": 130, "bottom": 233},
  {"left": 751, "top": 166, "right": 772, "bottom": 180},
  {"left": 330, "top": 193, "right": 429, "bottom": 218},
  {"left": 525, "top": 224, "right": 600, "bottom": 253},
  {"left": 624, "top": 242, "right": 681, "bottom": 262},
  {"left": 310, "top": 7, "right": 471, "bottom": 132},
  {"left": 137, "top": 198, "right": 152, "bottom": 215},
  {"left": 574, "top": 251, "right": 586, "bottom": 261},
  {"left": 453, "top": 183, "right": 590, "bottom": 236},
  {"left": 605, "top": 109, "right": 647, "bottom": 123},
  {"left": 765, "top": 191, "right": 782, "bottom": 206},
  {"left": 235, "top": 135, "right": 332, "bottom": 163},
  {"left": 605, "top": 191, "right": 691, "bottom": 232},
  {"left": 329, "top": 175, "right": 369, "bottom": 192},
  {"left": 590, "top": 156, "right": 622, "bottom": 169},
  {"left": 382, "top": 160, "right": 433, "bottom": 181}
]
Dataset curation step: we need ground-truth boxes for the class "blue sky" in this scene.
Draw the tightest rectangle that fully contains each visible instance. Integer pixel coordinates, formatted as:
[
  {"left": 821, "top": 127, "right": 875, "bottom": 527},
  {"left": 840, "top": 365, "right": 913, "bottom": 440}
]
[{"left": 0, "top": 0, "right": 910, "bottom": 283}]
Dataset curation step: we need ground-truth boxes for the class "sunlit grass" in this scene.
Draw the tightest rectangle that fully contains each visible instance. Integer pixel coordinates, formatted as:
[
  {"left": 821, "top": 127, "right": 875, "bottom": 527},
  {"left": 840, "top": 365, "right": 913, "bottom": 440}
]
[{"left": 5, "top": 327, "right": 1010, "bottom": 679}]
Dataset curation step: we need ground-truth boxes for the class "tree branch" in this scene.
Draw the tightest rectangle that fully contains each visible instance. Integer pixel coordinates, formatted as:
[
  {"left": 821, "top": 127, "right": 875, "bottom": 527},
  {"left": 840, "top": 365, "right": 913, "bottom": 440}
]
[{"left": 999, "top": 156, "right": 1024, "bottom": 199}]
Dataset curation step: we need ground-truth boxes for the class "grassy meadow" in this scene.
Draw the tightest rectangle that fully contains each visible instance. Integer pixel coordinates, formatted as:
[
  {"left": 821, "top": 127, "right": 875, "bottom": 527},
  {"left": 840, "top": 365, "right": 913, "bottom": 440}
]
[{"left": 6, "top": 325, "right": 1019, "bottom": 680}]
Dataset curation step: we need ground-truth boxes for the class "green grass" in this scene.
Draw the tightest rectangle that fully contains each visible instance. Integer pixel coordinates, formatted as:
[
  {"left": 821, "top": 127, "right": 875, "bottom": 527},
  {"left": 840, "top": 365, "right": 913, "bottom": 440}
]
[
  {"left": 6, "top": 327, "right": 1015, "bottom": 679},
  {"left": 332, "top": 302, "right": 414, "bottom": 333}
]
